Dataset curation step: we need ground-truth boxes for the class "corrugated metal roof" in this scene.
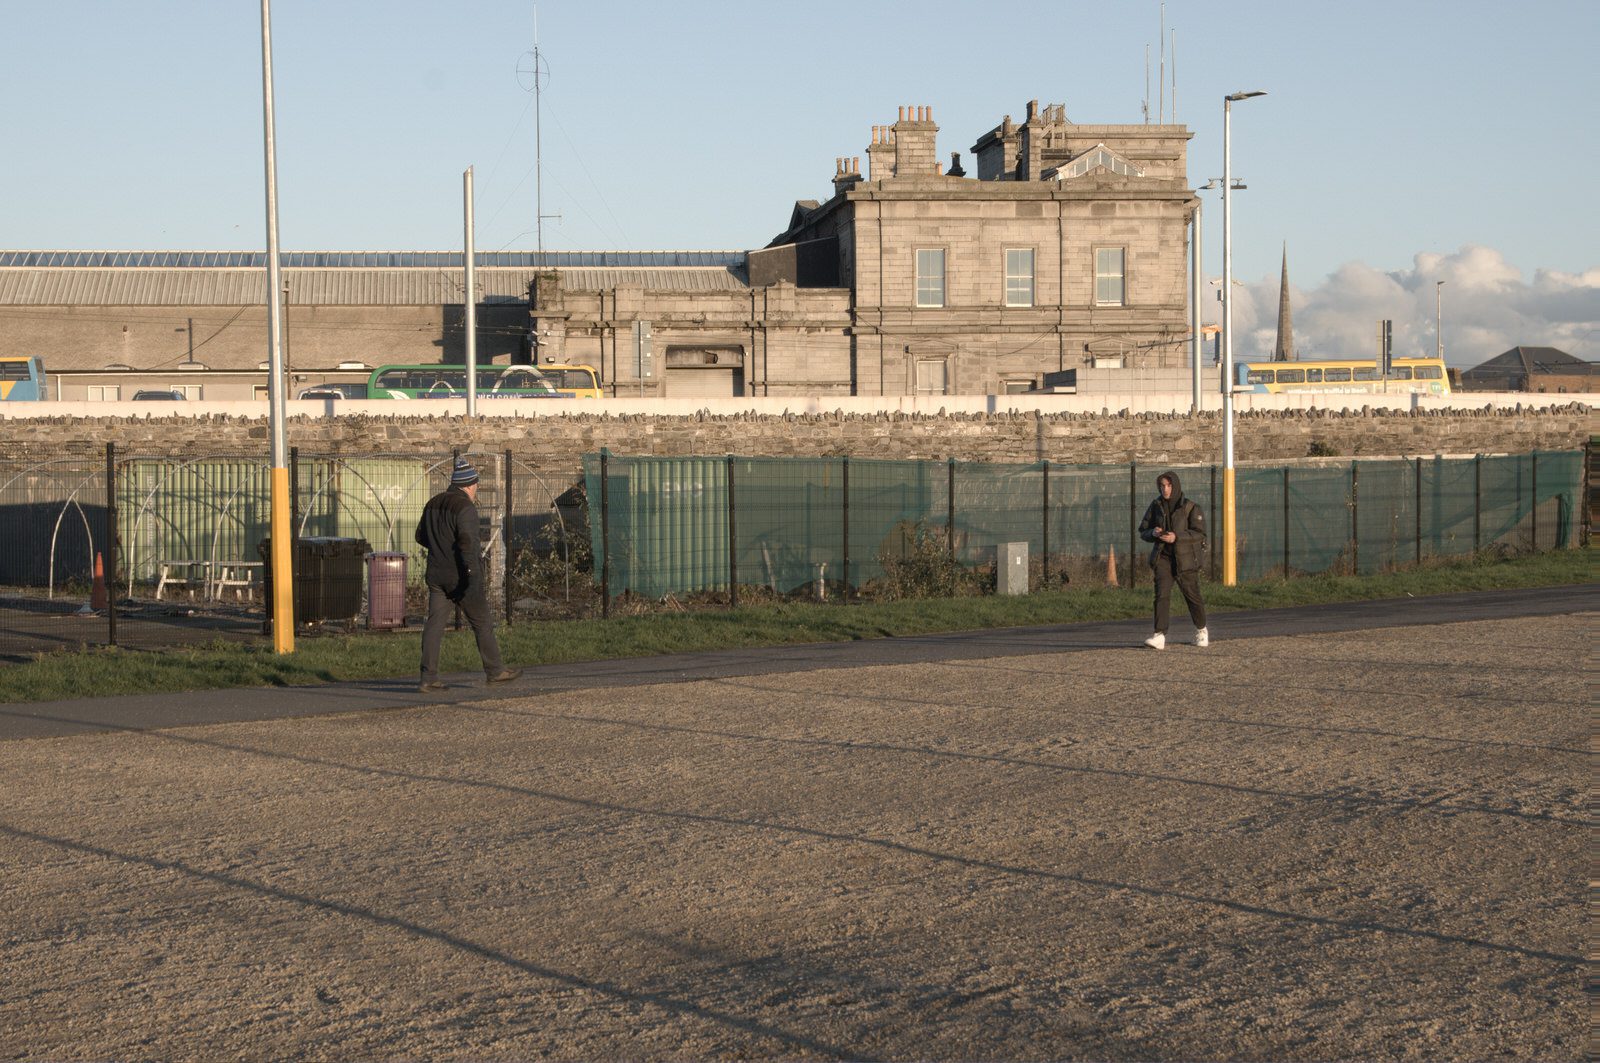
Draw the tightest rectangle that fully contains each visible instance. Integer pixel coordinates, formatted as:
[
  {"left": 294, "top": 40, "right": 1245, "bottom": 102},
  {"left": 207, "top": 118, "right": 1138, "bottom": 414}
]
[
  {"left": 0, "top": 265, "right": 750, "bottom": 305},
  {"left": 0, "top": 249, "right": 747, "bottom": 269},
  {"left": 0, "top": 268, "right": 539, "bottom": 306},
  {"left": 556, "top": 268, "right": 749, "bottom": 291}
]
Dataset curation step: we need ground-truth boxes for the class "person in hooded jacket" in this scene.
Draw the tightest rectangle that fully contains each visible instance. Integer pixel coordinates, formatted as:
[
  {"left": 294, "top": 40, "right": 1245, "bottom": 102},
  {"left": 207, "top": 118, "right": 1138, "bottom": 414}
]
[
  {"left": 415, "top": 457, "right": 521, "bottom": 692},
  {"left": 1137, "top": 470, "right": 1209, "bottom": 649}
]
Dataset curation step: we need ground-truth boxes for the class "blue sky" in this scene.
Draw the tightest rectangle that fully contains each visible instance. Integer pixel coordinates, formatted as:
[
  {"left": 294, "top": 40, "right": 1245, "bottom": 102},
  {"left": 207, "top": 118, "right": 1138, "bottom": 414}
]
[{"left": 3, "top": 0, "right": 1596, "bottom": 362}]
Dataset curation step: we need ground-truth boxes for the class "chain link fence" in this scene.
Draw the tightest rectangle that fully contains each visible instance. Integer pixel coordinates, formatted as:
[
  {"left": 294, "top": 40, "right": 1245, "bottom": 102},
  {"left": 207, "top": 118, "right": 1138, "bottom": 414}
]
[
  {"left": 0, "top": 444, "right": 1587, "bottom": 660},
  {"left": 584, "top": 450, "right": 1587, "bottom": 609}
]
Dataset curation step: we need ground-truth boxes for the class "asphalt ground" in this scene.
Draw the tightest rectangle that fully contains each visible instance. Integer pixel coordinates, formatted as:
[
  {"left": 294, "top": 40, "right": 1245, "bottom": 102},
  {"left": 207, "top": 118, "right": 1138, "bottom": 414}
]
[
  {"left": 1, "top": 583, "right": 1593, "bottom": 740},
  {"left": 0, "top": 586, "right": 1591, "bottom": 1059}
]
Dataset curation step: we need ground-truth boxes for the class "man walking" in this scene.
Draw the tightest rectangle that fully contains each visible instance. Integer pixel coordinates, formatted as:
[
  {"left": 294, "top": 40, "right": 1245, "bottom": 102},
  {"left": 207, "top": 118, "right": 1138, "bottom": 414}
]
[
  {"left": 416, "top": 457, "right": 520, "bottom": 692},
  {"left": 1137, "top": 470, "right": 1209, "bottom": 650}
]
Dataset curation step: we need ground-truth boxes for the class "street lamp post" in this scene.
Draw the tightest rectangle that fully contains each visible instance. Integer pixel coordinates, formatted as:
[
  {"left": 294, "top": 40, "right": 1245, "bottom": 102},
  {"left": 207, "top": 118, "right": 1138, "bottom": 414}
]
[
  {"left": 1435, "top": 280, "right": 1445, "bottom": 360},
  {"left": 1221, "top": 89, "right": 1265, "bottom": 587}
]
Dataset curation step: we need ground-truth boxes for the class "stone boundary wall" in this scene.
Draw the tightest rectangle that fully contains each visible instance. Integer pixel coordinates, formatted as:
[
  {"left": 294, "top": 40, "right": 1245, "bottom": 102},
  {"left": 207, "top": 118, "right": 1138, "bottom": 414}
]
[{"left": 7, "top": 406, "right": 1593, "bottom": 490}]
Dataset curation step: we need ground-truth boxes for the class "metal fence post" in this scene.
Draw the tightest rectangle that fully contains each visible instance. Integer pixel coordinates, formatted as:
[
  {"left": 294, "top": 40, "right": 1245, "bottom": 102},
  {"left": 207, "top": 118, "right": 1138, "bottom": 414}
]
[
  {"left": 1128, "top": 462, "right": 1138, "bottom": 588},
  {"left": 1283, "top": 466, "right": 1291, "bottom": 577},
  {"left": 1041, "top": 460, "right": 1050, "bottom": 589},
  {"left": 1414, "top": 456, "right": 1423, "bottom": 565},
  {"left": 503, "top": 448, "right": 513, "bottom": 625},
  {"left": 1209, "top": 464, "right": 1217, "bottom": 581},
  {"left": 450, "top": 447, "right": 463, "bottom": 630},
  {"left": 289, "top": 445, "right": 300, "bottom": 537},
  {"left": 841, "top": 456, "right": 850, "bottom": 605},
  {"left": 600, "top": 450, "right": 610, "bottom": 619},
  {"left": 727, "top": 456, "right": 738, "bottom": 608},
  {"left": 106, "top": 442, "right": 118, "bottom": 648},
  {"left": 1530, "top": 449, "right": 1539, "bottom": 552},
  {"left": 1474, "top": 454, "right": 1482, "bottom": 553},
  {"left": 947, "top": 457, "right": 956, "bottom": 564},
  {"left": 1350, "top": 460, "right": 1360, "bottom": 575}
]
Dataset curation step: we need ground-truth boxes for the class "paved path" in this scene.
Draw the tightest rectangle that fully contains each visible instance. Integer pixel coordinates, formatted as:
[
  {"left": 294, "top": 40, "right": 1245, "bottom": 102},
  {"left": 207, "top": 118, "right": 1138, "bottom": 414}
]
[
  {"left": 2, "top": 583, "right": 1593, "bottom": 741},
  {"left": 0, "top": 588, "right": 1589, "bottom": 1059}
]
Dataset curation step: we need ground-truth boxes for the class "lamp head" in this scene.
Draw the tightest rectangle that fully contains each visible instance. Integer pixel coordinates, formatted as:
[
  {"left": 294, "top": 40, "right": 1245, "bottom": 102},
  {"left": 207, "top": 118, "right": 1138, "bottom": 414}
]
[{"left": 1226, "top": 90, "right": 1267, "bottom": 101}]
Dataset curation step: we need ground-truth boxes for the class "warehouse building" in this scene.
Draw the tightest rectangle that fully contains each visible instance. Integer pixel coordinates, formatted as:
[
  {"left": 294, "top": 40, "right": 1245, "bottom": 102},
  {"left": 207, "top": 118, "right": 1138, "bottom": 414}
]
[{"left": 0, "top": 98, "right": 1198, "bottom": 400}]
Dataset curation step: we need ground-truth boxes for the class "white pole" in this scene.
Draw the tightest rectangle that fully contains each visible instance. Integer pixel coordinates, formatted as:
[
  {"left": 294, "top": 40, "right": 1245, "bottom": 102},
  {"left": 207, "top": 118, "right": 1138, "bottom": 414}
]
[
  {"left": 1191, "top": 197, "right": 1202, "bottom": 414},
  {"left": 465, "top": 166, "right": 477, "bottom": 418},
  {"left": 260, "top": 0, "right": 292, "bottom": 652},
  {"left": 1221, "top": 95, "right": 1235, "bottom": 585},
  {"left": 1436, "top": 280, "right": 1444, "bottom": 360},
  {"left": 1220, "top": 90, "right": 1265, "bottom": 586}
]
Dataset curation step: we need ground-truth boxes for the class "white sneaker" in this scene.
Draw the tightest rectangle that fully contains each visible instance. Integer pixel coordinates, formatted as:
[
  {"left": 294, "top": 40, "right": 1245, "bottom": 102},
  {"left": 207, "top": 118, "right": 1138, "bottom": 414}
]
[
  {"left": 1143, "top": 632, "right": 1166, "bottom": 650},
  {"left": 1194, "top": 627, "right": 1210, "bottom": 648}
]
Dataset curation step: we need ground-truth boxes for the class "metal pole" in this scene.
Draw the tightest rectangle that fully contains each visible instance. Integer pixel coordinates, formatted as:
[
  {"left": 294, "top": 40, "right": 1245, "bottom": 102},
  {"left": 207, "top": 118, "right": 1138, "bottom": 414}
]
[
  {"left": 503, "top": 448, "right": 513, "bottom": 625},
  {"left": 260, "top": 0, "right": 293, "bottom": 653},
  {"left": 1350, "top": 461, "right": 1359, "bottom": 575},
  {"left": 1209, "top": 464, "right": 1217, "bottom": 580},
  {"left": 841, "top": 457, "right": 850, "bottom": 604},
  {"left": 1191, "top": 198, "right": 1202, "bottom": 414},
  {"left": 105, "top": 442, "right": 117, "bottom": 648},
  {"left": 289, "top": 445, "right": 300, "bottom": 536},
  {"left": 1041, "top": 460, "right": 1051, "bottom": 588},
  {"left": 600, "top": 451, "right": 610, "bottom": 619},
  {"left": 1128, "top": 462, "right": 1138, "bottom": 588},
  {"left": 1435, "top": 281, "right": 1444, "bottom": 361},
  {"left": 1474, "top": 454, "right": 1482, "bottom": 553},
  {"left": 1530, "top": 449, "right": 1538, "bottom": 551},
  {"left": 1221, "top": 95, "right": 1236, "bottom": 587},
  {"left": 464, "top": 167, "right": 477, "bottom": 418},
  {"left": 1219, "top": 90, "right": 1264, "bottom": 587},
  {"left": 727, "top": 456, "right": 738, "bottom": 608},
  {"left": 947, "top": 458, "right": 956, "bottom": 564},
  {"left": 1415, "top": 456, "right": 1423, "bottom": 565},
  {"left": 1283, "top": 466, "right": 1291, "bottom": 576}
]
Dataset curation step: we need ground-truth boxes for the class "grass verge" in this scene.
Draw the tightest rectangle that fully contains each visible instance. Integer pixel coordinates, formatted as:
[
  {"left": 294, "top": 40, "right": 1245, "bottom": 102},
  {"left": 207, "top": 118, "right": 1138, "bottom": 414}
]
[{"left": 2, "top": 548, "right": 1592, "bottom": 704}]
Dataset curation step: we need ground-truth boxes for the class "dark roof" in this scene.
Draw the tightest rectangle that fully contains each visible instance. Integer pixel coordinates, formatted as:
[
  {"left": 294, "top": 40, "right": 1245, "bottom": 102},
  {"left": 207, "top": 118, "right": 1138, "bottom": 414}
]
[{"left": 1462, "top": 346, "right": 1598, "bottom": 380}]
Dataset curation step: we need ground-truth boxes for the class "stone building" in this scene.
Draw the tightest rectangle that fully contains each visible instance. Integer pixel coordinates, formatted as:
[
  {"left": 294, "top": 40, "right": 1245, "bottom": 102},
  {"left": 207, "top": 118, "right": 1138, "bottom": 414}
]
[
  {"left": 534, "top": 100, "right": 1197, "bottom": 397},
  {"left": 1, "top": 97, "right": 1199, "bottom": 400}
]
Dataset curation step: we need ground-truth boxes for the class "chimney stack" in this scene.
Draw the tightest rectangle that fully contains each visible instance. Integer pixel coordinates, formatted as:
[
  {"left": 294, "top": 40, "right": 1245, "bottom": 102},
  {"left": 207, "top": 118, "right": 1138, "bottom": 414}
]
[
  {"left": 893, "top": 102, "right": 940, "bottom": 176},
  {"left": 833, "top": 154, "right": 863, "bottom": 197}
]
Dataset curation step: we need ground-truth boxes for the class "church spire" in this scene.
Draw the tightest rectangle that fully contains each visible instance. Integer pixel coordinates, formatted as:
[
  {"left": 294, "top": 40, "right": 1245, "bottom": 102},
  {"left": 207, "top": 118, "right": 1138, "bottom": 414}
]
[{"left": 1273, "top": 243, "right": 1295, "bottom": 362}]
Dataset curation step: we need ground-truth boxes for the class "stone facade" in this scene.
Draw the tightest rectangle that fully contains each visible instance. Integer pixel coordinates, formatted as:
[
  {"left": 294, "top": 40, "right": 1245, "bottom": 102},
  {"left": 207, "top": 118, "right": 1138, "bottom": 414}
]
[
  {"left": 529, "top": 99, "right": 1197, "bottom": 399},
  {"left": 8, "top": 407, "right": 1591, "bottom": 497}
]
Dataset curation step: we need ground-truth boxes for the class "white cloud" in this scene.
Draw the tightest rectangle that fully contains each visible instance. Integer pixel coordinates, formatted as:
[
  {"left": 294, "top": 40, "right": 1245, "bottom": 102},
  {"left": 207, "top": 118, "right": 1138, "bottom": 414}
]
[{"left": 1215, "top": 246, "right": 1599, "bottom": 368}]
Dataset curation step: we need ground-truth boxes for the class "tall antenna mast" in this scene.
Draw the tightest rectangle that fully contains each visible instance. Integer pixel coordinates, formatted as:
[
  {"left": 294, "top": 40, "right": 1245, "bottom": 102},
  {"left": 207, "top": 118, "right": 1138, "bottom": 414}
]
[
  {"left": 1143, "top": 45, "right": 1150, "bottom": 123},
  {"left": 1158, "top": 2, "right": 1166, "bottom": 123},
  {"left": 1171, "top": 28, "right": 1178, "bottom": 123},
  {"left": 517, "top": 7, "right": 561, "bottom": 256},
  {"left": 533, "top": 7, "right": 545, "bottom": 255}
]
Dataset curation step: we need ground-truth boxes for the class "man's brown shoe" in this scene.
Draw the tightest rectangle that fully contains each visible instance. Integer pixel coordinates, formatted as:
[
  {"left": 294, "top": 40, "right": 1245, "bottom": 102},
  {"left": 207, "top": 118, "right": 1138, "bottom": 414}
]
[
  {"left": 418, "top": 680, "right": 448, "bottom": 693},
  {"left": 485, "top": 668, "right": 522, "bottom": 685}
]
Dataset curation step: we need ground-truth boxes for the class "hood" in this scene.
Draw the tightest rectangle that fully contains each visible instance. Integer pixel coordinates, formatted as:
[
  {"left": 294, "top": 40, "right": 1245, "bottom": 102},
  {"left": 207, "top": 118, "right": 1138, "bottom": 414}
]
[{"left": 1156, "top": 470, "right": 1184, "bottom": 503}]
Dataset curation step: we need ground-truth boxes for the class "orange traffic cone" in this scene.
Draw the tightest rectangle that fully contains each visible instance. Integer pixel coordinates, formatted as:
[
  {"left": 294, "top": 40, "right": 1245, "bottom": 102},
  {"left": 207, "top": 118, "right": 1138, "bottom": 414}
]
[
  {"left": 1106, "top": 545, "right": 1119, "bottom": 587},
  {"left": 90, "top": 551, "right": 108, "bottom": 611}
]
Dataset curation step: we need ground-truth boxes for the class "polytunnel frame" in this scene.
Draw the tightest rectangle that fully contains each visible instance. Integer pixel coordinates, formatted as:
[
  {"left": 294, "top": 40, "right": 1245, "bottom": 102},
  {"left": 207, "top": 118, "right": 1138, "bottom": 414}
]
[
  {"left": 506, "top": 455, "right": 581, "bottom": 604},
  {"left": 0, "top": 459, "right": 105, "bottom": 600}
]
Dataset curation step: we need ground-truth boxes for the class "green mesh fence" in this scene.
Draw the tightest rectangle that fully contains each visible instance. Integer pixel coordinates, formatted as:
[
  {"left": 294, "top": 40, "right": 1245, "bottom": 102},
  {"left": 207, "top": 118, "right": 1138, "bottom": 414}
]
[{"left": 585, "top": 449, "right": 1585, "bottom": 601}]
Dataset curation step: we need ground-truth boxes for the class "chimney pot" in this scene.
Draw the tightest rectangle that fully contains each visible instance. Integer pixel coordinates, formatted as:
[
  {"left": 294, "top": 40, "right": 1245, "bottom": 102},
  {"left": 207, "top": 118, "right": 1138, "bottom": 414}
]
[
  {"left": 935, "top": 162, "right": 943, "bottom": 175},
  {"left": 898, "top": 106, "right": 906, "bottom": 122},
  {"left": 852, "top": 156, "right": 860, "bottom": 173}
]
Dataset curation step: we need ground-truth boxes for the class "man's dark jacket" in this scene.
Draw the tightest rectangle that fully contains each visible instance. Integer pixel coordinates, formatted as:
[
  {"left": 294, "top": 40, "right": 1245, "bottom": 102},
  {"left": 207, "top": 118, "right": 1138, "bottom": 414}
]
[
  {"left": 415, "top": 485, "right": 482, "bottom": 595},
  {"left": 1138, "top": 471, "right": 1207, "bottom": 573}
]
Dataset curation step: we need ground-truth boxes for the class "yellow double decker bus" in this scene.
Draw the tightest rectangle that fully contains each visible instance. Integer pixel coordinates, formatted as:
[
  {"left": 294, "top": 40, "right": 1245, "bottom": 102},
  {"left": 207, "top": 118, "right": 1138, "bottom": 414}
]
[{"left": 1235, "top": 357, "right": 1450, "bottom": 396}]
